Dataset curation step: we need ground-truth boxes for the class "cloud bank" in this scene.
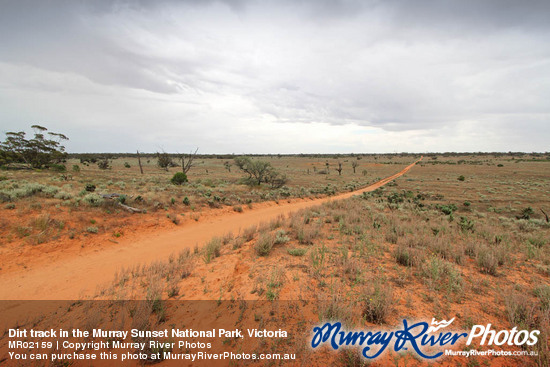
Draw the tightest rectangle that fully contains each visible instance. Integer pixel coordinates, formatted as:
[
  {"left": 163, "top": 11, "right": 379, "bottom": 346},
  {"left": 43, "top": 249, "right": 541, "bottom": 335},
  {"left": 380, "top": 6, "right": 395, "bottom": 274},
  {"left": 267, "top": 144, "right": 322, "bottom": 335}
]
[{"left": 0, "top": 0, "right": 548, "bottom": 152}]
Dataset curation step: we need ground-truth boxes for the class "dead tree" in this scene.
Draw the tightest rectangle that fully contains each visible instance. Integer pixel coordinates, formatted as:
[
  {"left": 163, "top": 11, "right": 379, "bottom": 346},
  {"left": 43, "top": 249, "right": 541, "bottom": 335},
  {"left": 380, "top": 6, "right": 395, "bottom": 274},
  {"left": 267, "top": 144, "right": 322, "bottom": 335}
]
[
  {"left": 351, "top": 160, "right": 358, "bottom": 174},
  {"left": 137, "top": 150, "right": 144, "bottom": 174},
  {"left": 180, "top": 148, "right": 199, "bottom": 174},
  {"left": 336, "top": 162, "right": 343, "bottom": 176}
]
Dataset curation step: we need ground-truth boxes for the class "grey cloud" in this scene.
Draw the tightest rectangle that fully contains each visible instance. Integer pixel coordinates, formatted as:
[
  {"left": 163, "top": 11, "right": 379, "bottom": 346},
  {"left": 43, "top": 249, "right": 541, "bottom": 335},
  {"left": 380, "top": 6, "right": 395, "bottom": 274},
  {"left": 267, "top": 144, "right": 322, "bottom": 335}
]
[
  {"left": 0, "top": 0, "right": 548, "bottom": 152},
  {"left": 387, "top": 0, "right": 550, "bottom": 32}
]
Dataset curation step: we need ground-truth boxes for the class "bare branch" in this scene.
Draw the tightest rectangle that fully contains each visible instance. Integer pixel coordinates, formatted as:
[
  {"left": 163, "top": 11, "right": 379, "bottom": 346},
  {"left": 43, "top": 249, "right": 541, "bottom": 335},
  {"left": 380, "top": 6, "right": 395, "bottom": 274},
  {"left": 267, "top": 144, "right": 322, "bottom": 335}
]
[{"left": 181, "top": 147, "right": 199, "bottom": 174}]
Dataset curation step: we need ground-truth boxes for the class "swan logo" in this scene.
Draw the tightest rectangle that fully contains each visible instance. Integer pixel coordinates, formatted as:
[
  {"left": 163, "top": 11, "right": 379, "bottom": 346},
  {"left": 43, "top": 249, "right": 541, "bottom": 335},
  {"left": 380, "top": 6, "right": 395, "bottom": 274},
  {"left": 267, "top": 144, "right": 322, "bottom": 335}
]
[{"left": 427, "top": 318, "right": 455, "bottom": 333}]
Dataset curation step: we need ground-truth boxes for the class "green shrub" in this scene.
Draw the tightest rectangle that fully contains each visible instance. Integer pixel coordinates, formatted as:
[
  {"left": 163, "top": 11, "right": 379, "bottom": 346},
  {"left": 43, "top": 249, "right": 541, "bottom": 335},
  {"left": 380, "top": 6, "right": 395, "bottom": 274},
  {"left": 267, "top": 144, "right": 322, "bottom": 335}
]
[
  {"left": 385, "top": 229, "right": 399, "bottom": 244},
  {"left": 394, "top": 244, "right": 424, "bottom": 267},
  {"left": 255, "top": 233, "right": 274, "bottom": 256},
  {"left": 117, "top": 195, "right": 127, "bottom": 204},
  {"left": 72, "top": 165, "right": 80, "bottom": 172},
  {"left": 167, "top": 213, "right": 179, "bottom": 225},
  {"left": 42, "top": 186, "right": 59, "bottom": 197},
  {"left": 505, "top": 291, "right": 537, "bottom": 329},
  {"left": 15, "top": 226, "right": 32, "bottom": 237},
  {"left": 518, "top": 207, "right": 535, "bottom": 220},
  {"left": 86, "top": 226, "right": 98, "bottom": 233},
  {"left": 83, "top": 193, "right": 104, "bottom": 207},
  {"left": 49, "top": 164, "right": 66, "bottom": 172},
  {"left": 437, "top": 203, "right": 458, "bottom": 215},
  {"left": 274, "top": 230, "right": 290, "bottom": 245},
  {"left": 386, "top": 192, "right": 404, "bottom": 204},
  {"left": 457, "top": 175, "right": 465, "bottom": 181},
  {"left": 171, "top": 172, "right": 188, "bottom": 185},
  {"left": 459, "top": 216, "right": 475, "bottom": 232},
  {"left": 309, "top": 244, "right": 327, "bottom": 277},
  {"left": 296, "top": 225, "right": 319, "bottom": 245},
  {"left": 288, "top": 248, "right": 307, "bottom": 256},
  {"left": 242, "top": 225, "right": 257, "bottom": 242},
  {"left": 97, "top": 159, "right": 111, "bottom": 170},
  {"left": 266, "top": 268, "right": 284, "bottom": 301},
  {"left": 476, "top": 247, "right": 498, "bottom": 275},
  {"left": 182, "top": 196, "right": 190, "bottom": 205},
  {"left": 534, "top": 285, "right": 550, "bottom": 311},
  {"left": 362, "top": 281, "right": 393, "bottom": 324},
  {"left": 85, "top": 184, "right": 96, "bottom": 192},
  {"left": 124, "top": 162, "right": 131, "bottom": 168},
  {"left": 54, "top": 191, "right": 72, "bottom": 200},
  {"left": 528, "top": 236, "right": 546, "bottom": 248},
  {"left": 0, "top": 183, "right": 62, "bottom": 201},
  {"left": 203, "top": 238, "right": 222, "bottom": 263}
]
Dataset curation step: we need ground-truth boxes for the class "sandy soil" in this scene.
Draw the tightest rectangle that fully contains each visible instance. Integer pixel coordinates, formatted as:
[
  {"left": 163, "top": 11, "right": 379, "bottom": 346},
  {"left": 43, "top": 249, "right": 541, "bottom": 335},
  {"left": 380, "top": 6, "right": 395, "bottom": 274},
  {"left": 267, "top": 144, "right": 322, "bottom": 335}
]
[{"left": 0, "top": 158, "right": 421, "bottom": 302}]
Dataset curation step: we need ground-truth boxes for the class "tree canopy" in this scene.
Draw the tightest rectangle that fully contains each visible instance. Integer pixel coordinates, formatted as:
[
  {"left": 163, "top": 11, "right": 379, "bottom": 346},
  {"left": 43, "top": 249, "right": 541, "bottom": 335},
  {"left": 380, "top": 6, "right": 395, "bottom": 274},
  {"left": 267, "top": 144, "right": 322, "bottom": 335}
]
[
  {"left": 0, "top": 125, "right": 68, "bottom": 168},
  {"left": 234, "top": 156, "right": 287, "bottom": 188}
]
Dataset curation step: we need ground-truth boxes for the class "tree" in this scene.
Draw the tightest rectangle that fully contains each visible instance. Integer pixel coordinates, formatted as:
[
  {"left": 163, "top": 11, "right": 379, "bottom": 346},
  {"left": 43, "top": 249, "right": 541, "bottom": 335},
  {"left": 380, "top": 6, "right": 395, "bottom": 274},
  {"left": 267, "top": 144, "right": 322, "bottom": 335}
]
[
  {"left": 137, "top": 150, "right": 144, "bottom": 174},
  {"left": 234, "top": 156, "right": 271, "bottom": 185},
  {"left": 234, "top": 156, "right": 287, "bottom": 187},
  {"left": 351, "top": 160, "right": 358, "bottom": 174},
  {"left": 97, "top": 158, "right": 111, "bottom": 170},
  {"left": 265, "top": 170, "right": 287, "bottom": 189},
  {"left": 179, "top": 148, "right": 198, "bottom": 174},
  {"left": 335, "top": 162, "right": 343, "bottom": 176},
  {"left": 0, "top": 125, "right": 68, "bottom": 168},
  {"left": 156, "top": 151, "right": 173, "bottom": 171}
]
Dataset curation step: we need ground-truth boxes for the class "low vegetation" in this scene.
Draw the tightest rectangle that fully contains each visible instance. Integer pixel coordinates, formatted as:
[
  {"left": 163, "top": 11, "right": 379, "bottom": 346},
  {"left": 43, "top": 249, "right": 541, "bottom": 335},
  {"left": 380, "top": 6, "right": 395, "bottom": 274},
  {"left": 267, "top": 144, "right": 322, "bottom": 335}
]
[{"left": 1, "top": 149, "right": 549, "bottom": 365}]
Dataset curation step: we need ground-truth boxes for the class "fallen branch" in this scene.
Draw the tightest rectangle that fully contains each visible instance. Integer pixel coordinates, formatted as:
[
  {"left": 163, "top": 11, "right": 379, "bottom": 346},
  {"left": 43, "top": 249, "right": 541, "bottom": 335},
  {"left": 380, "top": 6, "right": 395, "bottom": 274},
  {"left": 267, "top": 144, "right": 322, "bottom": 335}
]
[
  {"left": 117, "top": 202, "right": 144, "bottom": 213},
  {"left": 101, "top": 193, "right": 143, "bottom": 213},
  {"left": 541, "top": 208, "right": 549, "bottom": 223}
]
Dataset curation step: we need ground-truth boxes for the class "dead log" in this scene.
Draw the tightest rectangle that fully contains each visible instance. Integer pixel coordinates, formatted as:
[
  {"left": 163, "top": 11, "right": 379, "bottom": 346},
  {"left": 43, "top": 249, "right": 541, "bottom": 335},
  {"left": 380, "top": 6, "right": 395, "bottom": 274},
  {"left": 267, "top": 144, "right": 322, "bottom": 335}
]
[
  {"left": 102, "top": 193, "right": 120, "bottom": 199},
  {"left": 101, "top": 193, "right": 143, "bottom": 213},
  {"left": 117, "top": 202, "right": 144, "bottom": 213},
  {"left": 541, "top": 208, "right": 549, "bottom": 223}
]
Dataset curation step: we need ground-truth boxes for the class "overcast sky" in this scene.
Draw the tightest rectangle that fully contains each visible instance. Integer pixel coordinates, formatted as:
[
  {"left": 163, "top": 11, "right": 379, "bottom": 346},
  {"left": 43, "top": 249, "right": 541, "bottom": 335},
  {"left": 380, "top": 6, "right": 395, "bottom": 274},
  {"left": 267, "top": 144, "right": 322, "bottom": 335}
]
[{"left": 1, "top": 0, "right": 549, "bottom": 153}]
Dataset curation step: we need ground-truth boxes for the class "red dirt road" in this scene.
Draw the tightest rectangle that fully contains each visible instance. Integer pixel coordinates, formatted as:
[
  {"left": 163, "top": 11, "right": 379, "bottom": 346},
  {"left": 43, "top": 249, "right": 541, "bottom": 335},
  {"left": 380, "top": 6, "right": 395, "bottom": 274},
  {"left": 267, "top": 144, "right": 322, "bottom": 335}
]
[{"left": 0, "top": 158, "right": 421, "bottom": 301}]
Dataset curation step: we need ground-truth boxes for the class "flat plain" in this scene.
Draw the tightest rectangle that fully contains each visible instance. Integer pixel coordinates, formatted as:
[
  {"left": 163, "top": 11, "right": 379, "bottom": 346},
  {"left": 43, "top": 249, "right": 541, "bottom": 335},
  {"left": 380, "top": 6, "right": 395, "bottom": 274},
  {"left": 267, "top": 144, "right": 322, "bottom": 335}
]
[{"left": 0, "top": 153, "right": 549, "bottom": 366}]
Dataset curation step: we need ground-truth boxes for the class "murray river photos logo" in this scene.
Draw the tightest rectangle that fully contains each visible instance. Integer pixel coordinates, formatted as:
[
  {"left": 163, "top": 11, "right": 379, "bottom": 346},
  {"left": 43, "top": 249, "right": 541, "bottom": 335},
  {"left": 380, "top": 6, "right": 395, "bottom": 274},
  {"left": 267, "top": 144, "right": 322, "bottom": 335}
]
[{"left": 310, "top": 318, "right": 540, "bottom": 359}]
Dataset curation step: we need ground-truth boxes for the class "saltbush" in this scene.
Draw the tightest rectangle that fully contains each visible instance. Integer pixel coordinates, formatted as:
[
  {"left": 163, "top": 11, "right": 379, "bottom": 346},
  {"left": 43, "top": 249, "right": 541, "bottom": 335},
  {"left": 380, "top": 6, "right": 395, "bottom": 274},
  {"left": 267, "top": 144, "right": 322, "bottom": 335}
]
[{"left": 171, "top": 172, "right": 188, "bottom": 185}]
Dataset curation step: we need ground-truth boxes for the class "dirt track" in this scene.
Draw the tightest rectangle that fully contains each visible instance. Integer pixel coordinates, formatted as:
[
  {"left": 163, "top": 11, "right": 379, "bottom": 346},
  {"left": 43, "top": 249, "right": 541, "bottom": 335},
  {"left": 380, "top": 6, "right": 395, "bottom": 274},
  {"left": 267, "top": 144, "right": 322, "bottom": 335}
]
[{"left": 0, "top": 158, "right": 421, "bottom": 301}]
